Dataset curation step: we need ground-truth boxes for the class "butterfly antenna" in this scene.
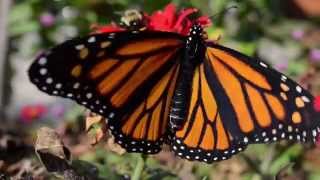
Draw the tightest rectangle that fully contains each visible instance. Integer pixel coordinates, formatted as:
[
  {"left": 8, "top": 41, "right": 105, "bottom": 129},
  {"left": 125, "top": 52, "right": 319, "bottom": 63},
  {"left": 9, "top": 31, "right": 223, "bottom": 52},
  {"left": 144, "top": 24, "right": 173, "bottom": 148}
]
[{"left": 208, "top": 5, "right": 238, "bottom": 20}]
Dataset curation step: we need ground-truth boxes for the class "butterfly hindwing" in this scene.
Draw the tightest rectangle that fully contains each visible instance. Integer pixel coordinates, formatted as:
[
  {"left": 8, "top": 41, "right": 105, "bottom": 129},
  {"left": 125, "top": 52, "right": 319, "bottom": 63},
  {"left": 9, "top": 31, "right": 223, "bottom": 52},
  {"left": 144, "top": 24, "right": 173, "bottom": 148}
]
[
  {"left": 28, "top": 31, "right": 184, "bottom": 153},
  {"left": 172, "top": 63, "right": 247, "bottom": 163},
  {"left": 113, "top": 63, "right": 180, "bottom": 153}
]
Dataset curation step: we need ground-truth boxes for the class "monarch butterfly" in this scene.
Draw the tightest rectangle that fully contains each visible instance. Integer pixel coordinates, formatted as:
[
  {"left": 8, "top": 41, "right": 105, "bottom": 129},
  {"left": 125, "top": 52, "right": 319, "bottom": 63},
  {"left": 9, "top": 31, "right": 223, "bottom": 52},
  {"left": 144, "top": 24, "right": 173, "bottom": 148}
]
[{"left": 28, "top": 5, "right": 320, "bottom": 163}]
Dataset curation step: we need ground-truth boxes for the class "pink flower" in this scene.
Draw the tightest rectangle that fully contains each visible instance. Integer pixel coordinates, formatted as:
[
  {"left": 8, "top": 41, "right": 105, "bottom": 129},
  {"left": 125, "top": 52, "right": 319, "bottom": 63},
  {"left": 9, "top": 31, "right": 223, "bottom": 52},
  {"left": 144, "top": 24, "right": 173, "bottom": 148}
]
[
  {"left": 40, "top": 12, "right": 56, "bottom": 27},
  {"left": 309, "top": 49, "right": 320, "bottom": 63},
  {"left": 291, "top": 29, "right": 305, "bottom": 40},
  {"left": 95, "top": 3, "right": 211, "bottom": 36},
  {"left": 50, "top": 104, "right": 65, "bottom": 119},
  {"left": 275, "top": 62, "right": 288, "bottom": 71},
  {"left": 20, "top": 104, "right": 47, "bottom": 123}
]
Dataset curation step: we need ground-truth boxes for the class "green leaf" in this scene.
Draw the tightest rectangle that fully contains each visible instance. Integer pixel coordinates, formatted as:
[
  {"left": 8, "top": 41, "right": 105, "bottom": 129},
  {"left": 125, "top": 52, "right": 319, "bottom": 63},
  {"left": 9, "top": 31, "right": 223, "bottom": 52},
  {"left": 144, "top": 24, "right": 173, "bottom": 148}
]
[
  {"left": 209, "top": 0, "right": 228, "bottom": 13},
  {"left": 287, "top": 60, "right": 308, "bottom": 76},
  {"left": 309, "top": 172, "right": 320, "bottom": 180},
  {"left": 9, "top": 21, "right": 40, "bottom": 36},
  {"left": 9, "top": 3, "right": 33, "bottom": 24},
  {"left": 269, "top": 144, "right": 303, "bottom": 175}
]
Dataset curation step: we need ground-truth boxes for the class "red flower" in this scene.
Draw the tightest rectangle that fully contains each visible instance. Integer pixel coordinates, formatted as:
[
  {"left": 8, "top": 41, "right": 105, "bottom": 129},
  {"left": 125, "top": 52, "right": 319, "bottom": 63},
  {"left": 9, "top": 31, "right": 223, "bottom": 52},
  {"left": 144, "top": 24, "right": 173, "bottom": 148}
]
[
  {"left": 91, "top": 23, "right": 125, "bottom": 34},
  {"left": 20, "top": 104, "right": 47, "bottom": 123},
  {"left": 94, "top": 3, "right": 211, "bottom": 35},
  {"left": 314, "top": 96, "right": 320, "bottom": 147},
  {"left": 313, "top": 96, "right": 320, "bottom": 112},
  {"left": 147, "top": 4, "right": 211, "bottom": 35}
]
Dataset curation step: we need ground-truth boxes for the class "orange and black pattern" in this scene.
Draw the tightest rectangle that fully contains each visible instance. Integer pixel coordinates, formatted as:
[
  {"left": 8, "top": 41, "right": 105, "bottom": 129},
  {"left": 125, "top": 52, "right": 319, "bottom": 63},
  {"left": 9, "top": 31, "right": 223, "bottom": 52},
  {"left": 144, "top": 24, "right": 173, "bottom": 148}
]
[
  {"left": 172, "top": 64, "right": 247, "bottom": 162},
  {"left": 29, "top": 31, "right": 184, "bottom": 152},
  {"left": 170, "top": 40, "right": 320, "bottom": 162},
  {"left": 28, "top": 23, "right": 320, "bottom": 163},
  {"left": 205, "top": 43, "right": 318, "bottom": 144}
]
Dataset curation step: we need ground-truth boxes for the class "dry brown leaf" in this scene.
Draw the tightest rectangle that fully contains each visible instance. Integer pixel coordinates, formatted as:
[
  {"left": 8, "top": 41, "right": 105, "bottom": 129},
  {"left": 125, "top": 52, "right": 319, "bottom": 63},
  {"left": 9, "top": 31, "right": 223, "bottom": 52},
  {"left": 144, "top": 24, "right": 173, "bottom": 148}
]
[
  {"left": 85, "top": 112, "right": 108, "bottom": 145},
  {"left": 89, "top": 126, "right": 106, "bottom": 146},
  {"left": 35, "top": 127, "right": 71, "bottom": 173},
  {"left": 85, "top": 112, "right": 104, "bottom": 132},
  {"left": 210, "top": 158, "right": 247, "bottom": 180},
  {"left": 177, "top": 161, "right": 196, "bottom": 180},
  {"left": 106, "top": 136, "right": 126, "bottom": 155},
  {"left": 35, "top": 127, "right": 71, "bottom": 162}
]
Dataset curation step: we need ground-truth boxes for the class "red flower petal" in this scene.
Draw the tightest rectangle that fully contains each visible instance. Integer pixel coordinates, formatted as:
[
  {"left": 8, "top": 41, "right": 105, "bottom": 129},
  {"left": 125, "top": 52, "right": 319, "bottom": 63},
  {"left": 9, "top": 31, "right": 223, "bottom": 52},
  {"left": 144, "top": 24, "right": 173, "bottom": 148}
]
[
  {"left": 313, "top": 96, "right": 320, "bottom": 112},
  {"left": 148, "top": 4, "right": 177, "bottom": 32},
  {"left": 196, "top": 16, "right": 212, "bottom": 27},
  {"left": 91, "top": 23, "right": 125, "bottom": 34},
  {"left": 173, "top": 8, "right": 197, "bottom": 31},
  {"left": 147, "top": 4, "right": 212, "bottom": 35},
  {"left": 162, "top": 3, "right": 177, "bottom": 28}
]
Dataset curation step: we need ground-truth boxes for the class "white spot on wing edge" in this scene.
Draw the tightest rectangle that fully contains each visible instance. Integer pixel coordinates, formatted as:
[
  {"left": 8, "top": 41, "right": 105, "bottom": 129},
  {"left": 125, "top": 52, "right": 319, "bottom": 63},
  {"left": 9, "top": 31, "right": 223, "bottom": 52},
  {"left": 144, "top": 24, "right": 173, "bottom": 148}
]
[
  {"left": 296, "top": 86, "right": 302, "bottom": 93},
  {"left": 243, "top": 137, "right": 249, "bottom": 143},
  {"left": 301, "top": 96, "right": 310, "bottom": 103},
  {"left": 39, "top": 68, "right": 47, "bottom": 75},
  {"left": 88, "top": 36, "right": 96, "bottom": 43},
  {"left": 38, "top": 57, "right": 47, "bottom": 65},
  {"left": 259, "top": 62, "right": 268, "bottom": 68},
  {"left": 75, "top": 44, "right": 85, "bottom": 50},
  {"left": 109, "top": 33, "right": 116, "bottom": 38},
  {"left": 86, "top": 93, "right": 93, "bottom": 99},
  {"left": 73, "top": 82, "right": 80, "bottom": 89},
  {"left": 281, "top": 75, "right": 287, "bottom": 81},
  {"left": 55, "top": 83, "right": 62, "bottom": 89},
  {"left": 46, "top": 78, "right": 53, "bottom": 84}
]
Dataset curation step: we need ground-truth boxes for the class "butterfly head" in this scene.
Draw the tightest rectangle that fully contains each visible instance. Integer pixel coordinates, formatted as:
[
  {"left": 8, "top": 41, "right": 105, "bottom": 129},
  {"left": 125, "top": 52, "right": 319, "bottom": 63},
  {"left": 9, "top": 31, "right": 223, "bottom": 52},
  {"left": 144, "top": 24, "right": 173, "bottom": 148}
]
[{"left": 186, "top": 24, "right": 206, "bottom": 60}]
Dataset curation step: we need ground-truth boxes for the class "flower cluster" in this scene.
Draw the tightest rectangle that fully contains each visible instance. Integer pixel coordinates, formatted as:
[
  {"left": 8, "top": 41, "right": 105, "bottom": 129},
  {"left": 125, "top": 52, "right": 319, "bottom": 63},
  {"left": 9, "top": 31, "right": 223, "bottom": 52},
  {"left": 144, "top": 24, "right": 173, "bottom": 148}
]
[
  {"left": 94, "top": 3, "right": 211, "bottom": 35},
  {"left": 19, "top": 104, "right": 66, "bottom": 124}
]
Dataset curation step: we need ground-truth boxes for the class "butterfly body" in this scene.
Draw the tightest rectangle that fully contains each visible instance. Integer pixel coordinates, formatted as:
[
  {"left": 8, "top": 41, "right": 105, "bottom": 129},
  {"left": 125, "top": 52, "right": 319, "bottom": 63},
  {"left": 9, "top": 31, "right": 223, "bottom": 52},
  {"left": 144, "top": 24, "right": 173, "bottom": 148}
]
[
  {"left": 28, "top": 12, "right": 320, "bottom": 163},
  {"left": 170, "top": 24, "right": 206, "bottom": 129}
]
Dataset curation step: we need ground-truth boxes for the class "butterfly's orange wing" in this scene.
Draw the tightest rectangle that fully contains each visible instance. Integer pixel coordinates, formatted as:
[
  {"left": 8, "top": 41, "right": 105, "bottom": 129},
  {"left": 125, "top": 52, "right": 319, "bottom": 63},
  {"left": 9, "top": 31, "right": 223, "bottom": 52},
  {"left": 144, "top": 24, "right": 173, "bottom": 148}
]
[
  {"left": 29, "top": 31, "right": 184, "bottom": 153},
  {"left": 172, "top": 63, "right": 247, "bottom": 162},
  {"left": 172, "top": 43, "right": 320, "bottom": 162}
]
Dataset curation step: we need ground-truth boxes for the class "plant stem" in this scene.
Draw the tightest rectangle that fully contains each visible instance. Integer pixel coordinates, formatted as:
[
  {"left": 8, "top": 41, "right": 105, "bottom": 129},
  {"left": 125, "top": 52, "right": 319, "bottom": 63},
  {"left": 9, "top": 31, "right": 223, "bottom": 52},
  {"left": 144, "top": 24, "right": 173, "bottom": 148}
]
[{"left": 131, "top": 154, "right": 146, "bottom": 180}]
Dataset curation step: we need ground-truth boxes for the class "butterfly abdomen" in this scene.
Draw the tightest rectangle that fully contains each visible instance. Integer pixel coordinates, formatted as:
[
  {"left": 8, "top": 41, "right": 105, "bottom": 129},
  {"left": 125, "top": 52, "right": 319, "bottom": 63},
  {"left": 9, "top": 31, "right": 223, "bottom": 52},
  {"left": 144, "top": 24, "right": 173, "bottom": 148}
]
[{"left": 169, "top": 60, "right": 195, "bottom": 129}]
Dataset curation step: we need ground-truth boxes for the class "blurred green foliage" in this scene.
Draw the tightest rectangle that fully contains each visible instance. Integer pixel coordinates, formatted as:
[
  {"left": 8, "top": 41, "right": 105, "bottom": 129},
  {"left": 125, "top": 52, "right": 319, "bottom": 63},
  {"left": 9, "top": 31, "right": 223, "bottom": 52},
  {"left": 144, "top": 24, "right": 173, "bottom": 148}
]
[{"left": 8, "top": 0, "right": 320, "bottom": 179}]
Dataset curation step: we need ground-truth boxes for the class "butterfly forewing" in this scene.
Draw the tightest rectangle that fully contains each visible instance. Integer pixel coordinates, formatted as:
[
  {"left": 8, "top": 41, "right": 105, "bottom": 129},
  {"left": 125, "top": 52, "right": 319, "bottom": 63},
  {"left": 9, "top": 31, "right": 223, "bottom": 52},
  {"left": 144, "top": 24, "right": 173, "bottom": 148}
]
[
  {"left": 204, "top": 43, "right": 320, "bottom": 144},
  {"left": 28, "top": 31, "right": 184, "bottom": 153}
]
